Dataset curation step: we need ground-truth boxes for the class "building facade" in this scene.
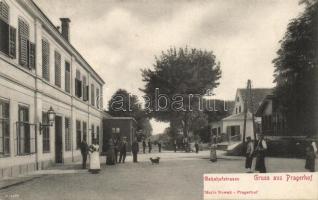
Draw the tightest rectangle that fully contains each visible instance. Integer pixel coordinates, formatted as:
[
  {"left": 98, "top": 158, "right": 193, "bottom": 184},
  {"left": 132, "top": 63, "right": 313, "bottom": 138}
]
[
  {"left": 102, "top": 117, "right": 137, "bottom": 153},
  {"left": 0, "top": 0, "right": 105, "bottom": 177}
]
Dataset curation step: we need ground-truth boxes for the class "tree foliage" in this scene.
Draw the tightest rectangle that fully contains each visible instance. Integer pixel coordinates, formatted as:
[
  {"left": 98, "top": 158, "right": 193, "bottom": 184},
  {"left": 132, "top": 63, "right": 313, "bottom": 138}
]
[
  {"left": 108, "top": 89, "right": 153, "bottom": 136},
  {"left": 272, "top": 0, "right": 318, "bottom": 136},
  {"left": 141, "top": 47, "right": 221, "bottom": 137}
]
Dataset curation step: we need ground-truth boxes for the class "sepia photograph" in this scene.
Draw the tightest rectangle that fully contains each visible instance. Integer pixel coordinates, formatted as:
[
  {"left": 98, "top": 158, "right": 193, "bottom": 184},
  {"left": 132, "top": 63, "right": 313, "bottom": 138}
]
[{"left": 0, "top": 0, "right": 317, "bottom": 199}]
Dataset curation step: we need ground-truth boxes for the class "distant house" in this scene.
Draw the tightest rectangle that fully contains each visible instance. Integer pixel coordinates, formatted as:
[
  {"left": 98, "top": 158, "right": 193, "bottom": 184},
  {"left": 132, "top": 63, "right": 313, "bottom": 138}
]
[
  {"left": 210, "top": 88, "right": 272, "bottom": 142},
  {"left": 255, "top": 95, "right": 288, "bottom": 138}
]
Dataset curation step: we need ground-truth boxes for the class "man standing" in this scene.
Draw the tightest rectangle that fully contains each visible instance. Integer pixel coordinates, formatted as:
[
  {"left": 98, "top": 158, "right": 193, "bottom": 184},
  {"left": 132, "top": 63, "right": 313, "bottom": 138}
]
[
  {"left": 148, "top": 139, "right": 152, "bottom": 153},
  {"left": 132, "top": 138, "right": 139, "bottom": 163},
  {"left": 255, "top": 134, "right": 267, "bottom": 173},
  {"left": 80, "top": 138, "right": 89, "bottom": 169},
  {"left": 195, "top": 141, "right": 199, "bottom": 153},
  {"left": 119, "top": 138, "right": 127, "bottom": 163},
  {"left": 174, "top": 140, "right": 177, "bottom": 152},
  {"left": 158, "top": 141, "right": 162, "bottom": 153},
  {"left": 245, "top": 137, "right": 254, "bottom": 173},
  {"left": 142, "top": 139, "right": 146, "bottom": 154}
]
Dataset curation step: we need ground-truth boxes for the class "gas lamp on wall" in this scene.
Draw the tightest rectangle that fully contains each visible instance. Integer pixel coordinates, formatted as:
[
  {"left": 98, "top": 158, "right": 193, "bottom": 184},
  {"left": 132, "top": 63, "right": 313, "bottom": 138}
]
[{"left": 39, "top": 106, "right": 56, "bottom": 133}]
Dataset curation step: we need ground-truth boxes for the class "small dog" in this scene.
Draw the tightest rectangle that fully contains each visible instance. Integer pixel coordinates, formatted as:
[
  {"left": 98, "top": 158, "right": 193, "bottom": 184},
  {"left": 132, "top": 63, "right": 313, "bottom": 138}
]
[{"left": 150, "top": 157, "right": 160, "bottom": 164}]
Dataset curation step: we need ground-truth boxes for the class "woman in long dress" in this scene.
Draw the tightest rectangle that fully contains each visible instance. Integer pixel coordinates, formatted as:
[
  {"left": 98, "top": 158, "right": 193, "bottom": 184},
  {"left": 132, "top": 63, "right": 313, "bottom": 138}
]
[{"left": 89, "top": 140, "right": 101, "bottom": 174}]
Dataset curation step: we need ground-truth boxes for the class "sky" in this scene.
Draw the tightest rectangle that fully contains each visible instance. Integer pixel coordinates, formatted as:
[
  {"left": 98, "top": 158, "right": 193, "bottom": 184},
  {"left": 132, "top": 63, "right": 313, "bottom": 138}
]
[{"left": 33, "top": 0, "right": 304, "bottom": 134}]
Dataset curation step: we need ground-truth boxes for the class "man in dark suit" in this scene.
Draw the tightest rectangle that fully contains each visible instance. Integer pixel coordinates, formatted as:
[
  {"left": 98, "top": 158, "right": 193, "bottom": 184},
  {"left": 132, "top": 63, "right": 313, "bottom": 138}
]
[
  {"left": 80, "top": 138, "right": 89, "bottom": 169},
  {"left": 132, "top": 138, "right": 139, "bottom": 163},
  {"left": 148, "top": 139, "right": 152, "bottom": 153},
  {"left": 142, "top": 139, "right": 146, "bottom": 153},
  {"left": 119, "top": 138, "right": 127, "bottom": 163}
]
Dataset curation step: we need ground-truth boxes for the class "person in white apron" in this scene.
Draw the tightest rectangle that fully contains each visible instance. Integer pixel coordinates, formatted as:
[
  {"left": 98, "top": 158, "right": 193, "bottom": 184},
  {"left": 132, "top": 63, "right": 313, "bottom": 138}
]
[{"left": 89, "top": 141, "right": 101, "bottom": 174}]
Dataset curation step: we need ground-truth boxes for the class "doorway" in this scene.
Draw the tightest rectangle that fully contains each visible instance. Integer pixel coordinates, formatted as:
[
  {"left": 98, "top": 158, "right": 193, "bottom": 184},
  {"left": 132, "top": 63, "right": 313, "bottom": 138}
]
[{"left": 55, "top": 116, "right": 63, "bottom": 163}]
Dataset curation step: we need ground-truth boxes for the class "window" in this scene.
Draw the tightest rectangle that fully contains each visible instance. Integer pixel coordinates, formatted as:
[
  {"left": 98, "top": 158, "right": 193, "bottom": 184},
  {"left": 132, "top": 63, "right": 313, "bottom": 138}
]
[
  {"left": 75, "top": 70, "right": 82, "bottom": 98},
  {"left": 96, "top": 88, "right": 100, "bottom": 108},
  {"left": 65, "top": 117, "right": 71, "bottom": 151},
  {"left": 42, "top": 39, "right": 50, "bottom": 81},
  {"left": 83, "top": 76, "right": 89, "bottom": 101},
  {"left": 91, "top": 124, "right": 94, "bottom": 143},
  {"left": 0, "top": 100, "right": 10, "bottom": 157},
  {"left": 96, "top": 126, "right": 99, "bottom": 145},
  {"left": 236, "top": 96, "right": 239, "bottom": 102},
  {"left": 54, "top": 51, "right": 61, "bottom": 87},
  {"left": 112, "top": 128, "right": 120, "bottom": 134},
  {"left": 76, "top": 120, "right": 81, "bottom": 149},
  {"left": 83, "top": 121, "right": 87, "bottom": 142},
  {"left": 65, "top": 61, "right": 70, "bottom": 93},
  {"left": 239, "top": 106, "right": 241, "bottom": 113},
  {"left": 17, "top": 105, "right": 35, "bottom": 155},
  {"left": 42, "top": 112, "right": 50, "bottom": 153},
  {"left": 91, "top": 84, "right": 95, "bottom": 106}
]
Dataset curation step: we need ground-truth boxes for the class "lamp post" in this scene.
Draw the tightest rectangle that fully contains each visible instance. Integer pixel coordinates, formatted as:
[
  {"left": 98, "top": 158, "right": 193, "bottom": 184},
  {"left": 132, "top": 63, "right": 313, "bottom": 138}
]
[{"left": 40, "top": 106, "right": 56, "bottom": 133}]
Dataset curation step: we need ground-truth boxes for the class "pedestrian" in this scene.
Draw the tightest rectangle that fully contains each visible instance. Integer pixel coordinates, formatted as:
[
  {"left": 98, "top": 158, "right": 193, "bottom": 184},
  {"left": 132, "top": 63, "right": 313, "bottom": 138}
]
[
  {"left": 106, "top": 139, "right": 116, "bottom": 165},
  {"left": 80, "top": 138, "right": 89, "bottom": 169},
  {"left": 114, "top": 138, "right": 120, "bottom": 163},
  {"left": 88, "top": 139, "right": 100, "bottom": 174},
  {"left": 119, "top": 138, "right": 127, "bottom": 163},
  {"left": 148, "top": 139, "right": 152, "bottom": 153},
  {"left": 132, "top": 138, "right": 139, "bottom": 163},
  {"left": 195, "top": 141, "right": 199, "bottom": 153},
  {"left": 174, "top": 140, "right": 177, "bottom": 152},
  {"left": 142, "top": 139, "right": 146, "bottom": 154},
  {"left": 305, "top": 137, "right": 317, "bottom": 172},
  {"left": 255, "top": 134, "right": 267, "bottom": 173},
  {"left": 158, "top": 141, "right": 162, "bottom": 153},
  {"left": 245, "top": 136, "right": 254, "bottom": 173},
  {"left": 210, "top": 135, "right": 217, "bottom": 162}
]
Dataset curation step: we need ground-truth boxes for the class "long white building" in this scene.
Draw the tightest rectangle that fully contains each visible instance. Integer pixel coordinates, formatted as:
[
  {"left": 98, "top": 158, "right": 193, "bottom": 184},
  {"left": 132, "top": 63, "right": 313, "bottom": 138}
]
[{"left": 0, "top": 0, "right": 105, "bottom": 177}]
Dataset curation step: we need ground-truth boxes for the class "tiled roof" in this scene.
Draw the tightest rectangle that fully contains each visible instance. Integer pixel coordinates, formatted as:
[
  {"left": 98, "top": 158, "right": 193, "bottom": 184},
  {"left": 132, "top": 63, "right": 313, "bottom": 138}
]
[
  {"left": 223, "top": 112, "right": 253, "bottom": 121},
  {"left": 238, "top": 88, "right": 273, "bottom": 114}
]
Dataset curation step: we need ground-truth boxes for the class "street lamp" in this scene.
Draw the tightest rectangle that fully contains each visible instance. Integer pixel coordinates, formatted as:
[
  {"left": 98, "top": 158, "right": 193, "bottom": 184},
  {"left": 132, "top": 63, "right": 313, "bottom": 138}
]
[{"left": 40, "top": 106, "right": 56, "bottom": 133}]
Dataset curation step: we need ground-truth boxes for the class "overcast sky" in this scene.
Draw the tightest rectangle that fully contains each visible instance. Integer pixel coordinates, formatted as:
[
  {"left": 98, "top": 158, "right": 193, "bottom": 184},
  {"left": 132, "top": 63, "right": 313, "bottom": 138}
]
[{"left": 33, "top": 0, "right": 303, "bottom": 134}]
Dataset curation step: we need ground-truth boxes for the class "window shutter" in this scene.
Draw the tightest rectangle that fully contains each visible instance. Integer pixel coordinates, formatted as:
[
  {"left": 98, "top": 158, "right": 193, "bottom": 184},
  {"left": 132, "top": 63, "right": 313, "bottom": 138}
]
[
  {"left": 28, "top": 42, "right": 35, "bottom": 69},
  {"left": 0, "top": 19, "right": 9, "bottom": 55},
  {"left": 0, "top": 1, "right": 9, "bottom": 23},
  {"left": 18, "top": 19, "right": 29, "bottom": 68},
  {"left": 54, "top": 51, "right": 61, "bottom": 87},
  {"left": 19, "top": 36, "right": 28, "bottom": 67},
  {"left": 42, "top": 39, "right": 50, "bottom": 81},
  {"left": 9, "top": 26, "right": 16, "bottom": 58}
]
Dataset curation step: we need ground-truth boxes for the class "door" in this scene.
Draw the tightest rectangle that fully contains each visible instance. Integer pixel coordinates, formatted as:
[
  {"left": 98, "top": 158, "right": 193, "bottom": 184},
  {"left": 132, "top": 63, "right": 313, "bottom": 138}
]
[{"left": 55, "top": 116, "right": 63, "bottom": 163}]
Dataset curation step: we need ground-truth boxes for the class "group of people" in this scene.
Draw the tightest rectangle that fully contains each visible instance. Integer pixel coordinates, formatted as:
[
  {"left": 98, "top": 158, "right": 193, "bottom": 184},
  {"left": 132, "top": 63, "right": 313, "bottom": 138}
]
[
  {"left": 245, "top": 134, "right": 317, "bottom": 173},
  {"left": 106, "top": 137, "right": 140, "bottom": 164},
  {"left": 142, "top": 139, "right": 162, "bottom": 153}
]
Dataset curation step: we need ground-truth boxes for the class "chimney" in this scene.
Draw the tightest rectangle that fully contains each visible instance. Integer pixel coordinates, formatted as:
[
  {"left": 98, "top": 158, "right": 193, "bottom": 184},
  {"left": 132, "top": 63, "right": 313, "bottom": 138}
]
[{"left": 60, "top": 18, "right": 71, "bottom": 42}]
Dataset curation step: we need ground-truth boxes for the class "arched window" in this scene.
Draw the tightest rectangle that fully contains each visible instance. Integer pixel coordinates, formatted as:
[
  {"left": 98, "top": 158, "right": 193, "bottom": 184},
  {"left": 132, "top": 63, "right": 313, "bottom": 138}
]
[{"left": 0, "top": 1, "right": 9, "bottom": 23}]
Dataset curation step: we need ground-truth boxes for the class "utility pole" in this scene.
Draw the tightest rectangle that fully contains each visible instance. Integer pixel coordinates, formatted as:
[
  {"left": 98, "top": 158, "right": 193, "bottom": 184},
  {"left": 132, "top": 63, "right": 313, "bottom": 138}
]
[{"left": 242, "top": 79, "right": 256, "bottom": 144}]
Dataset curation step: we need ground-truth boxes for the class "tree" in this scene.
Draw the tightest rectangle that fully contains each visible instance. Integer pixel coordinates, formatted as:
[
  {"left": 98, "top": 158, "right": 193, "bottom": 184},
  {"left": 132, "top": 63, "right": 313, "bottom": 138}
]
[
  {"left": 108, "top": 89, "right": 153, "bottom": 136},
  {"left": 141, "top": 47, "right": 221, "bottom": 138},
  {"left": 272, "top": 0, "right": 318, "bottom": 136}
]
